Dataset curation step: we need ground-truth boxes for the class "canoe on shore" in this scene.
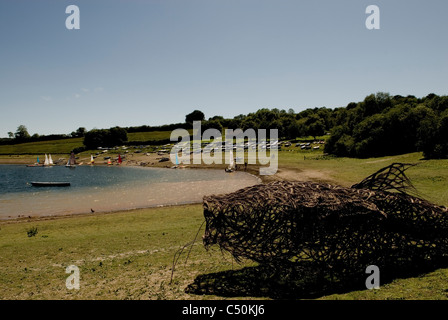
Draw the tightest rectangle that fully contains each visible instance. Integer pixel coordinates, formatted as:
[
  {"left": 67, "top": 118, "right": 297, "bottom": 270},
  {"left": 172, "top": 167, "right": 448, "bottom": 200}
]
[{"left": 31, "top": 182, "right": 71, "bottom": 187}]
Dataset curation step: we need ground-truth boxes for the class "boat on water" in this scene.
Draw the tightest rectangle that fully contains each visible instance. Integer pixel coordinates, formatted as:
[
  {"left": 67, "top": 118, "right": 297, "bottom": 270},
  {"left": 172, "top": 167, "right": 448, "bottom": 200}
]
[
  {"left": 171, "top": 152, "right": 186, "bottom": 169},
  {"left": 225, "top": 149, "right": 235, "bottom": 173},
  {"left": 43, "top": 154, "right": 54, "bottom": 167},
  {"left": 26, "top": 156, "right": 43, "bottom": 167},
  {"left": 172, "top": 153, "right": 179, "bottom": 169},
  {"left": 65, "top": 152, "right": 76, "bottom": 168},
  {"left": 31, "top": 182, "right": 71, "bottom": 187}
]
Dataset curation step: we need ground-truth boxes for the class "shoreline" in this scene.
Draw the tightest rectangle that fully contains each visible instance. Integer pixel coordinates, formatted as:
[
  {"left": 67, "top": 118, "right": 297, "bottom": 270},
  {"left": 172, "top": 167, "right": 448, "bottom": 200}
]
[
  {"left": 0, "top": 202, "right": 203, "bottom": 226},
  {"left": 0, "top": 156, "right": 264, "bottom": 222}
]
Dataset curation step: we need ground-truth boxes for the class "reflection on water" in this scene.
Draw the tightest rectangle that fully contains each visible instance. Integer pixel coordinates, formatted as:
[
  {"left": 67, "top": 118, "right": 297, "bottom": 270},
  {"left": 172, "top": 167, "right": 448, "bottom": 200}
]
[{"left": 0, "top": 165, "right": 260, "bottom": 219}]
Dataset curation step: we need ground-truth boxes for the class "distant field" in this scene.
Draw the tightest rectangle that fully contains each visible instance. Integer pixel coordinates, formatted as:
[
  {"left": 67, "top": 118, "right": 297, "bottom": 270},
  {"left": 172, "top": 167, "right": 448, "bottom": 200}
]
[
  {"left": 0, "top": 131, "right": 190, "bottom": 155},
  {"left": 0, "top": 138, "right": 84, "bottom": 155},
  {"left": 128, "top": 130, "right": 192, "bottom": 143}
]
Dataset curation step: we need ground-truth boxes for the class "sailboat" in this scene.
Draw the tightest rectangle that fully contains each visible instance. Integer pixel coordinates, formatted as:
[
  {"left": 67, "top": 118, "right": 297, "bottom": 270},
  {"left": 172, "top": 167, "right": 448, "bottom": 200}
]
[
  {"left": 43, "top": 154, "right": 53, "bottom": 167},
  {"left": 172, "top": 153, "right": 179, "bottom": 169},
  {"left": 65, "top": 152, "right": 76, "bottom": 168},
  {"left": 26, "top": 155, "right": 42, "bottom": 167},
  {"left": 90, "top": 155, "right": 94, "bottom": 165},
  {"left": 225, "top": 149, "right": 235, "bottom": 172},
  {"left": 117, "top": 154, "right": 122, "bottom": 165}
]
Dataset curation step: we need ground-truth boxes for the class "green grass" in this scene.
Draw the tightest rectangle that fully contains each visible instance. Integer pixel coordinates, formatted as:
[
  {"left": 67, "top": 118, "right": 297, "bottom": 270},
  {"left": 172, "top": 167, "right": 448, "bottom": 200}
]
[
  {"left": 0, "top": 205, "right": 251, "bottom": 300},
  {"left": 2, "top": 202, "right": 448, "bottom": 300},
  {"left": 0, "top": 130, "right": 190, "bottom": 156},
  {"left": 0, "top": 138, "right": 84, "bottom": 155},
  {"left": 276, "top": 148, "right": 448, "bottom": 206},
  {"left": 321, "top": 269, "right": 448, "bottom": 300}
]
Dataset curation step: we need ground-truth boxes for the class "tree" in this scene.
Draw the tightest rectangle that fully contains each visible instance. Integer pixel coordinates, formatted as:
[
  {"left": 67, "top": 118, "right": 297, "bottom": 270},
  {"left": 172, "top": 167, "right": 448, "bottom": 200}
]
[
  {"left": 418, "top": 112, "right": 448, "bottom": 159},
  {"left": 108, "top": 126, "right": 128, "bottom": 146},
  {"left": 7, "top": 132, "right": 14, "bottom": 139},
  {"left": 14, "top": 125, "right": 30, "bottom": 142},
  {"left": 201, "top": 119, "right": 223, "bottom": 135},
  {"left": 286, "top": 120, "right": 302, "bottom": 140},
  {"left": 83, "top": 127, "right": 128, "bottom": 150},
  {"left": 185, "top": 110, "right": 205, "bottom": 124},
  {"left": 71, "top": 127, "right": 86, "bottom": 138},
  {"left": 304, "top": 115, "right": 325, "bottom": 139},
  {"left": 83, "top": 129, "right": 107, "bottom": 150}
]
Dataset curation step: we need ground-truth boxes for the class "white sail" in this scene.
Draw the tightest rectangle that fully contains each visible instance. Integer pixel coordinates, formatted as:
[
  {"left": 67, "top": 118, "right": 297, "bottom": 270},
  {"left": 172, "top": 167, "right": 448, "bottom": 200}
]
[
  {"left": 44, "top": 154, "right": 49, "bottom": 166},
  {"left": 229, "top": 149, "right": 234, "bottom": 168},
  {"left": 49, "top": 154, "right": 53, "bottom": 165}
]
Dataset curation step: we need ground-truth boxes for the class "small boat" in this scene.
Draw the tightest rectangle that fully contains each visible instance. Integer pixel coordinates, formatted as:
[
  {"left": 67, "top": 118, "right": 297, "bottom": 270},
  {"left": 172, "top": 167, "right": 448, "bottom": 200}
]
[
  {"left": 172, "top": 153, "right": 179, "bottom": 169},
  {"left": 65, "top": 152, "right": 76, "bottom": 168},
  {"left": 31, "top": 182, "right": 71, "bottom": 187},
  {"left": 90, "top": 155, "right": 94, "bottom": 165},
  {"left": 225, "top": 149, "right": 235, "bottom": 173},
  {"left": 43, "top": 154, "right": 54, "bottom": 167},
  {"left": 27, "top": 155, "right": 43, "bottom": 167}
]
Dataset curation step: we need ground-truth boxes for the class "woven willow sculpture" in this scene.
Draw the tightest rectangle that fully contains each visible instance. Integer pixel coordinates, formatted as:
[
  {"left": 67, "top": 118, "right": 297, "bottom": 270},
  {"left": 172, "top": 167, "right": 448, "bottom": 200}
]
[{"left": 202, "top": 163, "right": 448, "bottom": 279}]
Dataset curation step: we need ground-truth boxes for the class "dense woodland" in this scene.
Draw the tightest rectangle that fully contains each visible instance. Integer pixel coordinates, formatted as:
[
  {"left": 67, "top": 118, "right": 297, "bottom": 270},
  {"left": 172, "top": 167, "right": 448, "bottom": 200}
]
[
  {"left": 3, "top": 93, "right": 448, "bottom": 159},
  {"left": 192, "top": 93, "right": 448, "bottom": 159}
]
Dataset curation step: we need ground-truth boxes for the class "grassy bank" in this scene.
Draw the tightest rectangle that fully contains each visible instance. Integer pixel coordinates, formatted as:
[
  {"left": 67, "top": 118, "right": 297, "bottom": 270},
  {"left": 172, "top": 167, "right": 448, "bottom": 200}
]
[
  {"left": 2, "top": 203, "right": 448, "bottom": 300},
  {"left": 0, "top": 204, "right": 252, "bottom": 300},
  {"left": 276, "top": 150, "right": 448, "bottom": 206},
  {"left": 0, "top": 138, "right": 84, "bottom": 155},
  {"left": 0, "top": 131, "right": 177, "bottom": 157}
]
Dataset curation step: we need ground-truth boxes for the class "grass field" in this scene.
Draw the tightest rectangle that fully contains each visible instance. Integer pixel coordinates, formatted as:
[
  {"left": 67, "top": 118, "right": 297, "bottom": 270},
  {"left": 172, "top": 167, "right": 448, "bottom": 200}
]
[
  {"left": 277, "top": 149, "right": 448, "bottom": 207},
  {"left": 0, "top": 131, "right": 187, "bottom": 155},
  {"left": 2, "top": 202, "right": 448, "bottom": 300},
  {"left": 0, "top": 138, "right": 84, "bottom": 155},
  {"left": 0, "top": 205, "right": 255, "bottom": 300},
  {"left": 1, "top": 134, "right": 448, "bottom": 300}
]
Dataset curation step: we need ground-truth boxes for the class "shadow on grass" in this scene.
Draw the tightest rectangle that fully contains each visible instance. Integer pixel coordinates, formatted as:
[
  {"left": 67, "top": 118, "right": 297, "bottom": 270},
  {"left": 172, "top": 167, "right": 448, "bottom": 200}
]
[
  {"left": 185, "top": 260, "right": 448, "bottom": 299},
  {"left": 185, "top": 262, "right": 360, "bottom": 299}
]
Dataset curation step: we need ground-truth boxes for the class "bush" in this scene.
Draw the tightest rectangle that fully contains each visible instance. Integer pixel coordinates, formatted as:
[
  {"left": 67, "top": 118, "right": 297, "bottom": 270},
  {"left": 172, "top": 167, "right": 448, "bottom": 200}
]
[
  {"left": 83, "top": 127, "right": 128, "bottom": 150},
  {"left": 26, "top": 226, "right": 38, "bottom": 237}
]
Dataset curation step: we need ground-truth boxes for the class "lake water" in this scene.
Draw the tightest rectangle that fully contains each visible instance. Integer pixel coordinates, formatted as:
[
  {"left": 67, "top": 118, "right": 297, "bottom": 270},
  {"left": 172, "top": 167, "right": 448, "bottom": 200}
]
[{"left": 0, "top": 165, "right": 260, "bottom": 219}]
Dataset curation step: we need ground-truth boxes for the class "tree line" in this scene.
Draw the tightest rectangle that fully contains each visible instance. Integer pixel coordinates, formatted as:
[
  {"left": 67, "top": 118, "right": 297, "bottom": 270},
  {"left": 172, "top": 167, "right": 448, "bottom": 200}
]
[
  {"left": 191, "top": 93, "right": 448, "bottom": 159},
  {"left": 323, "top": 93, "right": 448, "bottom": 159},
  {"left": 0, "top": 125, "right": 86, "bottom": 146},
  {"left": 4, "top": 93, "right": 448, "bottom": 159}
]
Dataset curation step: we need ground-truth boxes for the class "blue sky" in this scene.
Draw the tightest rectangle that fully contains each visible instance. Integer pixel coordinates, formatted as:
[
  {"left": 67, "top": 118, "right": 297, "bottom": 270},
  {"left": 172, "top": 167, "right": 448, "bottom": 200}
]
[{"left": 1, "top": 0, "right": 447, "bottom": 137}]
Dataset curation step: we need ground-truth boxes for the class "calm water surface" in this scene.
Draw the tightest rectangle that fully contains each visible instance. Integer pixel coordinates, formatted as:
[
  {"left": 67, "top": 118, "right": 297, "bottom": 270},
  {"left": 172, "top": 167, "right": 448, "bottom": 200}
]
[{"left": 0, "top": 165, "right": 260, "bottom": 219}]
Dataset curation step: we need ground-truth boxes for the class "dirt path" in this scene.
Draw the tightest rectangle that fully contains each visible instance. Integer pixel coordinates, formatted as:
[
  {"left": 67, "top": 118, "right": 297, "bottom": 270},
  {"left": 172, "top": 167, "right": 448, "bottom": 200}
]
[{"left": 255, "top": 166, "right": 337, "bottom": 184}]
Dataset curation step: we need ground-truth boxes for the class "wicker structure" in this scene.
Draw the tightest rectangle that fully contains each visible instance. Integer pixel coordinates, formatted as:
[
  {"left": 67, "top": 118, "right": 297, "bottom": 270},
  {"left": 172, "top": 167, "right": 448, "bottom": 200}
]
[{"left": 202, "top": 163, "right": 448, "bottom": 279}]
